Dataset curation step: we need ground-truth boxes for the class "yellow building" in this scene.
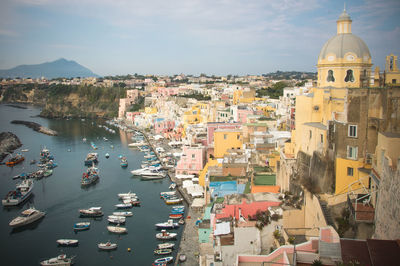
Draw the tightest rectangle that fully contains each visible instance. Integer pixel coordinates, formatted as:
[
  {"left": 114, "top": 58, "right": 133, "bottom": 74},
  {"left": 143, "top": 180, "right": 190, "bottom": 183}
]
[
  {"left": 198, "top": 159, "right": 220, "bottom": 187},
  {"left": 213, "top": 129, "right": 243, "bottom": 158},
  {"left": 144, "top": 107, "right": 157, "bottom": 114},
  {"left": 384, "top": 54, "right": 400, "bottom": 85}
]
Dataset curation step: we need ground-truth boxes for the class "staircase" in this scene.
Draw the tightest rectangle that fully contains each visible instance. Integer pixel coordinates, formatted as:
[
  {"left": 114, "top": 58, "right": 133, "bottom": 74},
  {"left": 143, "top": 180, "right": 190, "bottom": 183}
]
[{"left": 319, "top": 200, "right": 336, "bottom": 229}]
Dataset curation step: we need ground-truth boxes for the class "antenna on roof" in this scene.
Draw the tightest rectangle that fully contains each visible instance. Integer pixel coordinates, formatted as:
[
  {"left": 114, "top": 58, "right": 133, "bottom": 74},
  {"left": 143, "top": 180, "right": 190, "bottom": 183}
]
[{"left": 344, "top": 2, "right": 346, "bottom": 12}]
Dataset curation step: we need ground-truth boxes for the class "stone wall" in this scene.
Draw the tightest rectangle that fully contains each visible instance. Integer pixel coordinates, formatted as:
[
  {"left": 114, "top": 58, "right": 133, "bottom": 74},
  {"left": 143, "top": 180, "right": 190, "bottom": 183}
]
[{"left": 373, "top": 157, "right": 400, "bottom": 240}]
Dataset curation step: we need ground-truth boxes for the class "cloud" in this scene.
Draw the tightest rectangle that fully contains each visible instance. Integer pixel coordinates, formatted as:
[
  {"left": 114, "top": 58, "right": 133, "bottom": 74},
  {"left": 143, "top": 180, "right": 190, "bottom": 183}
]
[{"left": 0, "top": 29, "right": 18, "bottom": 37}]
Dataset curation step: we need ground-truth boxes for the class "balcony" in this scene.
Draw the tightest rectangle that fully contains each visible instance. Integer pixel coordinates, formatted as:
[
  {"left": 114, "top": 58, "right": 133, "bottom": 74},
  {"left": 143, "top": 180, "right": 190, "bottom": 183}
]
[{"left": 347, "top": 194, "right": 375, "bottom": 223}]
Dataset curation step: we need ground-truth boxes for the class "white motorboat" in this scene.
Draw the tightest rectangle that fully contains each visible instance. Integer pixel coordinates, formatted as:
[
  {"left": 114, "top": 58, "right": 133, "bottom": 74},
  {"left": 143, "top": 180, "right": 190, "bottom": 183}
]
[
  {"left": 156, "top": 230, "right": 177, "bottom": 240},
  {"left": 115, "top": 203, "right": 132, "bottom": 209},
  {"left": 40, "top": 254, "right": 75, "bottom": 266},
  {"left": 121, "top": 195, "right": 139, "bottom": 201},
  {"left": 73, "top": 222, "right": 90, "bottom": 231},
  {"left": 56, "top": 239, "right": 79, "bottom": 246},
  {"left": 128, "top": 142, "right": 147, "bottom": 147},
  {"left": 107, "top": 225, "right": 127, "bottom": 234},
  {"left": 108, "top": 215, "right": 126, "bottom": 224},
  {"left": 157, "top": 242, "right": 175, "bottom": 249},
  {"left": 118, "top": 192, "right": 137, "bottom": 198},
  {"left": 98, "top": 241, "right": 117, "bottom": 250},
  {"left": 155, "top": 219, "right": 179, "bottom": 229},
  {"left": 130, "top": 166, "right": 161, "bottom": 176},
  {"left": 160, "top": 191, "right": 177, "bottom": 197},
  {"left": 154, "top": 256, "right": 173, "bottom": 264},
  {"left": 2, "top": 179, "right": 34, "bottom": 206},
  {"left": 112, "top": 211, "right": 133, "bottom": 217},
  {"left": 79, "top": 207, "right": 103, "bottom": 217},
  {"left": 9, "top": 207, "right": 45, "bottom": 228}
]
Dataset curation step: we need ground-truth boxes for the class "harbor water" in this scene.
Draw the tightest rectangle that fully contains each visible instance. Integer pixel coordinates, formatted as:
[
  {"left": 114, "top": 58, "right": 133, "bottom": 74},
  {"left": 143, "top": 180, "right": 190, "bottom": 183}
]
[{"left": 0, "top": 104, "right": 183, "bottom": 265}]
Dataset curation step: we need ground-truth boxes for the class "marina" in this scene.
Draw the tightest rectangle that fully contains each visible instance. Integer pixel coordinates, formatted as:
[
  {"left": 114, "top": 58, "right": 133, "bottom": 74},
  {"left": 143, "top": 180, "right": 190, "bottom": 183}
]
[{"left": 0, "top": 104, "right": 185, "bottom": 266}]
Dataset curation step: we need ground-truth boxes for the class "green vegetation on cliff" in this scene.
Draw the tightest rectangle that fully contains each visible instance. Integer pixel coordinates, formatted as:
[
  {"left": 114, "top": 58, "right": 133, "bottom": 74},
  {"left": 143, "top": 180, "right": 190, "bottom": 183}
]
[{"left": 1, "top": 84, "right": 127, "bottom": 118}]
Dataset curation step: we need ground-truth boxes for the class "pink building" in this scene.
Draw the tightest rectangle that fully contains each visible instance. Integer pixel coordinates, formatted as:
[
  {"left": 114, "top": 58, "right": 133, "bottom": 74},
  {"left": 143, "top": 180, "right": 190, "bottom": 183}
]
[
  {"left": 126, "top": 112, "right": 141, "bottom": 123},
  {"left": 206, "top": 122, "right": 242, "bottom": 146},
  {"left": 175, "top": 145, "right": 206, "bottom": 175},
  {"left": 154, "top": 119, "right": 175, "bottom": 135},
  {"left": 118, "top": 89, "right": 140, "bottom": 118},
  {"left": 237, "top": 108, "right": 254, "bottom": 124},
  {"left": 157, "top": 87, "right": 181, "bottom": 96}
]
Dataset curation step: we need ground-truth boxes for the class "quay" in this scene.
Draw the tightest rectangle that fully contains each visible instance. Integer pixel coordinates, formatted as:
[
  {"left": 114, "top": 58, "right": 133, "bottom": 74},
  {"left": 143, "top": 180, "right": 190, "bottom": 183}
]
[{"left": 123, "top": 123, "right": 201, "bottom": 265}]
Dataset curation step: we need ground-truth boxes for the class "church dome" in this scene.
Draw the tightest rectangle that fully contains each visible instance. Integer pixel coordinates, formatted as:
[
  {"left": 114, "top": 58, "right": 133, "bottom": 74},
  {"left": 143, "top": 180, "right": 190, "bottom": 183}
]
[{"left": 318, "top": 33, "right": 371, "bottom": 61}]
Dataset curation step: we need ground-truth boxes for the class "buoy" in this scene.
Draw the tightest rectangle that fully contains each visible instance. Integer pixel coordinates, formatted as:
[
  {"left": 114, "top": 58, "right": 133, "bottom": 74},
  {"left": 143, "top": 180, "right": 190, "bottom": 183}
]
[{"left": 127, "top": 248, "right": 131, "bottom": 252}]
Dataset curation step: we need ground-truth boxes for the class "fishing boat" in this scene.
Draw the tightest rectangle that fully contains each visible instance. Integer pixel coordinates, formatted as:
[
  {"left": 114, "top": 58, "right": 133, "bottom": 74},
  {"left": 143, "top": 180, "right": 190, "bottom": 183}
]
[
  {"left": 156, "top": 230, "right": 177, "bottom": 240},
  {"left": 157, "top": 242, "right": 175, "bottom": 249},
  {"left": 40, "top": 254, "right": 75, "bottom": 266},
  {"left": 154, "top": 256, "right": 173, "bottom": 264},
  {"left": 56, "top": 239, "right": 79, "bottom": 246},
  {"left": 160, "top": 191, "right": 177, "bottom": 197},
  {"left": 118, "top": 192, "right": 137, "bottom": 198},
  {"left": 165, "top": 198, "right": 183, "bottom": 205},
  {"left": 115, "top": 203, "right": 132, "bottom": 209},
  {"left": 112, "top": 211, "right": 133, "bottom": 217},
  {"left": 43, "top": 169, "right": 53, "bottom": 177},
  {"left": 155, "top": 220, "right": 179, "bottom": 229},
  {"left": 172, "top": 205, "right": 185, "bottom": 210},
  {"left": 84, "top": 153, "right": 98, "bottom": 166},
  {"left": 44, "top": 160, "right": 58, "bottom": 169},
  {"left": 9, "top": 207, "right": 45, "bottom": 227},
  {"left": 73, "top": 222, "right": 90, "bottom": 231},
  {"left": 98, "top": 241, "right": 117, "bottom": 250},
  {"left": 120, "top": 157, "right": 128, "bottom": 168},
  {"left": 79, "top": 207, "right": 103, "bottom": 217},
  {"left": 2, "top": 179, "right": 34, "bottom": 206},
  {"left": 5, "top": 153, "right": 25, "bottom": 166},
  {"left": 108, "top": 215, "right": 126, "bottom": 224},
  {"left": 131, "top": 167, "right": 161, "bottom": 176},
  {"left": 107, "top": 225, "right": 127, "bottom": 234},
  {"left": 81, "top": 165, "right": 99, "bottom": 186},
  {"left": 39, "top": 147, "right": 54, "bottom": 162},
  {"left": 154, "top": 248, "right": 172, "bottom": 255}
]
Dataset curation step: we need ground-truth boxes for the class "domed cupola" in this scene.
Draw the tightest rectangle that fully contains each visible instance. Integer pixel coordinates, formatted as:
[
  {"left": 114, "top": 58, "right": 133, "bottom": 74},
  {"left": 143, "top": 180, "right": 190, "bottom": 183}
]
[{"left": 317, "top": 8, "right": 373, "bottom": 88}]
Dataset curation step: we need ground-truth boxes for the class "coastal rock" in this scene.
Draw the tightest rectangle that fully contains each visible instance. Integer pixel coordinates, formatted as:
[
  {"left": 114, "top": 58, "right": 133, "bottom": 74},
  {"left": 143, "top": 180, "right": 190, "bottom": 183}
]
[
  {"left": 11, "top": 120, "right": 58, "bottom": 136},
  {"left": 0, "top": 132, "right": 22, "bottom": 162}
]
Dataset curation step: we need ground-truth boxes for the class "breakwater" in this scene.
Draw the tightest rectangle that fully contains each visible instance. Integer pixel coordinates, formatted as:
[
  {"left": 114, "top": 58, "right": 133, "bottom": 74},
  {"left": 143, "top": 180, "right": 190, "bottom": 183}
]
[{"left": 11, "top": 120, "right": 58, "bottom": 136}]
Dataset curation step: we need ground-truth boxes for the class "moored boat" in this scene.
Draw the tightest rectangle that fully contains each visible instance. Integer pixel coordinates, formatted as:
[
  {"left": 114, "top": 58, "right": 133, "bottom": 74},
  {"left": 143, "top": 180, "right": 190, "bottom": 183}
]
[
  {"left": 157, "top": 242, "right": 175, "bottom": 249},
  {"left": 84, "top": 153, "right": 98, "bottom": 166},
  {"left": 178, "top": 217, "right": 185, "bottom": 225},
  {"left": 108, "top": 215, "right": 126, "bottom": 224},
  {"left": 43, "top": 169, "right": 53, "bottom": 177},
  {"left": 56, "top": 239, "right": 79, "bottom": 246},
  {"left": 169, "top": 213, "right": 183, "bottom": 219},
  {"left": 81, "top": 166, "right": 99, "bottom": 186},
  {"left": 73, "top": 222, "right": 90, "bottom": 231},
  {"left": 120, "top": 157, "right": 128, "bottom": 168},
  {"left": 164, "top": 198, "right": 183, "bottom": 205},
  {"left": 5, "top": 153, "right": 25, "bottom": 166},
  {"left": 112, "top": 211, "right": 133, "bottom": 217},
  {"left": 154, "top": 256, "right": 173, "bottom": 264},
  {"left": 154, "top": 248, "right": 172, "bottom": 255},
  {"left": 115, "top": 203, "right": 132, "bottom": 209},
  {"left": 98, "top": 241, "right": 117, "bottom": 250},
  {"left": 105, "top": 153, "right": 110, "bottom": 159},
  {"left": 155, "top": 219, "right": 179, "bottom": 229},
  {"left": 79, "top": 207, "right": 103, "bottom": 217},
  {"left": 156, "top": 230, "right": 177, "bottom": 240},
  {"left": 9, "top": 207, "right": 45, "bottom": 227},
  {"left": 107, "top": 225, "right": 127, "bottom": 234},
  {"left": 2, "top": 179, "right": 34, "bottom": 206},
  {"left": 118, "top": 192, "right": 137, "bottom": 198},
  {"left": 40, "top": 254, "right": 75, "bottom": 266}
]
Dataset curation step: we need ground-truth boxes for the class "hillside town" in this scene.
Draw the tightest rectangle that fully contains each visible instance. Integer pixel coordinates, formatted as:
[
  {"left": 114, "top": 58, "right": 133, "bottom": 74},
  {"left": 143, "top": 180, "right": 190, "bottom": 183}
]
[
  {"left": 113, "top": 10, "right": 400, "bottom": 266},
  {"left": 1, "top": 9, "right": 400, "bottom": 266}
]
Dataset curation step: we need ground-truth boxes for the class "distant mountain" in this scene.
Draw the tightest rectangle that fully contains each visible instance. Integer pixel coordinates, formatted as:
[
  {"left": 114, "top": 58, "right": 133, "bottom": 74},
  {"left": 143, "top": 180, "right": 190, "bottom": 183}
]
[{"left": 0, "top": 58, "right": 98, "bottom": 79}]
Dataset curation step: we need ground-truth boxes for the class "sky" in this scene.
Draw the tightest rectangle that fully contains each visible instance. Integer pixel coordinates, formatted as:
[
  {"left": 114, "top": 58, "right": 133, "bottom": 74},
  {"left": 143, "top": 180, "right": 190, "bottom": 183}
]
[{"left": 0, "top": 0, "right": 399, "bottom": 76}]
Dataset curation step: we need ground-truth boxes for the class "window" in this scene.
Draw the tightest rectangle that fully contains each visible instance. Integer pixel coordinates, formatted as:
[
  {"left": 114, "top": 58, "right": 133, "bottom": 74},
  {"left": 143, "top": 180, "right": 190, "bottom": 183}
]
[
  {"left": 309, "top": 130, "right": 312, "bottom": 139},
  {"left": 348, "top": 125, "right": 357, "bottom": 137},
  {"left": 224, "top": 134, "right": 227, "bottom": 140},
  {"left": 327, "top": 70, "right": 335, "bottom": 82},
  {"left": 347, "top": 167, "right": 354, "bottom": 176},
  {"left": 392, "top": 79, "right": 397, "bottom": 84},
  {"left": 347, "top": 146, "right": 358, "bottom": 160},
  {"left": 320, "top": 134, "right": 323, "bottom": 143},
  {"left": 237, "top": 134, "right": 240, "bottom": 140},
  {"left": 192, "top": 154, "right": 195, "bottom": 159},
  {"left": 345, "top": 69, "right": 355, "bottom": 82}
]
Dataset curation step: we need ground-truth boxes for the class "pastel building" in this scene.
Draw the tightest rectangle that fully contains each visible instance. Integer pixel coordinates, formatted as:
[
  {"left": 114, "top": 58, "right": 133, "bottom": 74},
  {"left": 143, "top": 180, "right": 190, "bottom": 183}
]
[
  {"left": 153, "top": 118, "right": 175, "bottom": 135},
  {"left": 175, "top": 145, "right": 206, "bottom": 175},
  {"left": 214, "top": 128, "right": 243, "bottom": 158}
]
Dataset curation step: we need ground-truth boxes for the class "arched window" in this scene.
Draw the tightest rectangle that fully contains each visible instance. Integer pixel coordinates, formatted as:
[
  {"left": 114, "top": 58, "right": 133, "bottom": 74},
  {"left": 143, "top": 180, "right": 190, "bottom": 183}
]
[
  {"left": 327, "top": 70, "right": 335, "bottom": 82},
  {"left": 345, "top": 69, "right": 355, "bottom": 82}
]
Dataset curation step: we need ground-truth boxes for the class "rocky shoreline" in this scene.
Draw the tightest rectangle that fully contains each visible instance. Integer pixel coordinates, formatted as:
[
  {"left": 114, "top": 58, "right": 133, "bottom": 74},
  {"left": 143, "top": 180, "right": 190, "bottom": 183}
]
[
  {"left": 11, "top": 120, "right": 58, "bottom": 136},
  {"left": 0, "top": 132, "right": 22, "bottom": 162}
]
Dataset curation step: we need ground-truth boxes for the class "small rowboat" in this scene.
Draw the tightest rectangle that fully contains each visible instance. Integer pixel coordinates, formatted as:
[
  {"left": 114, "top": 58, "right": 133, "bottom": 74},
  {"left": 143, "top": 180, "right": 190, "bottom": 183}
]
[
  {"left": 108, "top": 215, "right": 126, "bottom": 224},
  {"left": 73, "top": 222, "right": 90, "bottom": 231},
  {"left": 115, "top": 203, "right": 132, "bottom": 209},
  {"left": 156, "top": 230, "right": 177, "bottom": 240},
  {"left": 154, "top": 256, "right": 173, "bottom": 264},
  {"left": 98, "top": 241, "right": 117, "bottom": 250},
  {"left": 118, "top": 192, "right": 137, "bottom": 198},
  {"left": 112, "top": 211, "right": 133, "bottom": 217},
  {"left": 157, "top": 242, "right": 175, "bottom": 249},
  {"left": 154, "top": 248, "right": 172, "bottom": 255},
  {"left": 169, "top": 213, "right": 183, "bottom": 219},
  {"left": 56, "top": 239, "right": 79, "bottom": 246},
  {"left": 107, "top": 225, "right": 127, "bottom": 234}
]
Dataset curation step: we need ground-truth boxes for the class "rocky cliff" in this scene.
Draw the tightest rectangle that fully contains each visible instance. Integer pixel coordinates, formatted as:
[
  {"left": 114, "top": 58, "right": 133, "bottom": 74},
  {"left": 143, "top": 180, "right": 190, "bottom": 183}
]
[
  {"left": 0, "top": 84, "right": 126, "bottom": 118},
  {"left": 0, "top": 132, "right": 22, "bottom": 162}
]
